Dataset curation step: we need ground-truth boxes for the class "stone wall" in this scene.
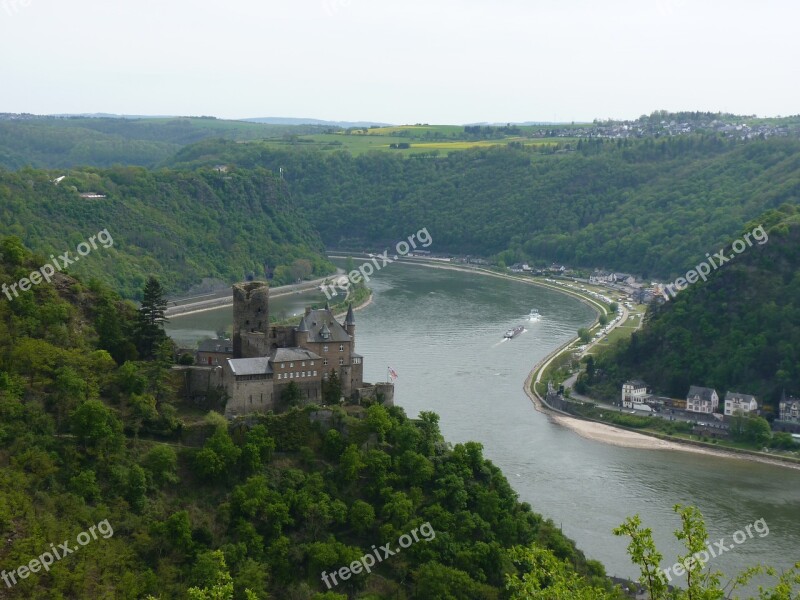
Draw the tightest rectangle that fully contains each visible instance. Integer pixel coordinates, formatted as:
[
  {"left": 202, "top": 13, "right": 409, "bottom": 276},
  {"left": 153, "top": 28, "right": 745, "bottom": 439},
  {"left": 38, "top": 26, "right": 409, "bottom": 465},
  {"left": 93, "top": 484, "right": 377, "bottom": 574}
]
[{"left": 353, "top": 382, "right": 395, "bottom": 407}]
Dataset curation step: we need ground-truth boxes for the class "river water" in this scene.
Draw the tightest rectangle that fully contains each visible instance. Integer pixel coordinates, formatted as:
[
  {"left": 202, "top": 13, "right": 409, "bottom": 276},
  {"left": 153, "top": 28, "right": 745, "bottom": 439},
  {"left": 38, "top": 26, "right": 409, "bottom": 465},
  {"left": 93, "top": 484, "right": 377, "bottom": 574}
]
[{"left": 166, "top": 260, "right": 800, "bottom": 585}]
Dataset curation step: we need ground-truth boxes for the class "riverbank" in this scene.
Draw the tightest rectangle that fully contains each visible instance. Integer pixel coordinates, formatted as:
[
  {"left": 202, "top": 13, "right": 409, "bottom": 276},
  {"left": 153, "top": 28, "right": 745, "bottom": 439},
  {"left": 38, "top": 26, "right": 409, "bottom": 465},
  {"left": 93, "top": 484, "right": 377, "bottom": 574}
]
[
  {"left": 384, "top": 257, "right": 800, "bottom": 470},
  {"left": 522, "top": 336, "right": 800, "bottom": 470}
]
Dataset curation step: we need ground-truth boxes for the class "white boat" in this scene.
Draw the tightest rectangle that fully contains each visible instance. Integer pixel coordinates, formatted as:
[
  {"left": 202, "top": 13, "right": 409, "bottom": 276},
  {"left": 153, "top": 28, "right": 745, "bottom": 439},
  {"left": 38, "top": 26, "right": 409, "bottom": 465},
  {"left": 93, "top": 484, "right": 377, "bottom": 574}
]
[
  {"left": 504, "top": 325, "right": 524, "bottom": 339},
  {"left": 528, "top": 309, "right": 540, "bottom": 321}
]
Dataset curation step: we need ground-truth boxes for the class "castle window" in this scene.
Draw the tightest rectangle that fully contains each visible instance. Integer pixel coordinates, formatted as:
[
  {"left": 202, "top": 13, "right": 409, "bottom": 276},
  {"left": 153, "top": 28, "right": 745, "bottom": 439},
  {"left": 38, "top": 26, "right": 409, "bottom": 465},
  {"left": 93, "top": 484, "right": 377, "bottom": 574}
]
[
  {"left": 339, "top": 358, "right": 344, "bottom": 365},
  {"left": 290, "top": 372, "right": 294, "bottom": 379},
  {"left": 281, "top": 363, "right": 285, "bottom": 369},
  {"left": 339, "top": 344, "right": 344, "bottom": 352},
  {"left": 323, "top": 359, "right": 328, "bottom": 366},
  {"left": 323, "top": 345, "right": 328, "bottom": 353},
  {"left": 302, "top": 361, "right": 306, "bottom": 367},
  {"left": 313, "top": 370, "right": 317, "bottom": 376},
  {"left": 310, "top": 361, "right": 315, "bottom": 366},
  {"left": 290, "top": 362, "right": 294, "bottom": 368}
]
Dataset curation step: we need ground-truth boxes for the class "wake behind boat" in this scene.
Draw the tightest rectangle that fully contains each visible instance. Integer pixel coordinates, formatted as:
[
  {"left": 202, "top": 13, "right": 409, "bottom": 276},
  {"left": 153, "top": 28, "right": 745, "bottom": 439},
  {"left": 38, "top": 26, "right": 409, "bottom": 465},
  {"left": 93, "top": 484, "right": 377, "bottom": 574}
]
[{"left": 504, "top": 325, "right": 525, "bottom": 339}]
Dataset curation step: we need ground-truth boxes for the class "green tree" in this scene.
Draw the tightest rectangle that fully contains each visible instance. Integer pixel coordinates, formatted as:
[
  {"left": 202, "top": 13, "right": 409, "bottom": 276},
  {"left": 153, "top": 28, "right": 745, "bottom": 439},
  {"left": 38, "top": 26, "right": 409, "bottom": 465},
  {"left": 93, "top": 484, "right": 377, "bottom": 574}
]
[
  {"left": 323, "top": 370, "right": 342, "bottom": 405},
  {"left": 348, "top": 500, "right": 375, "bottom": 535},
  {"left": 70, "top": 399, "right": 123, "bottom": 457},
  {"left": 290, "top": 258, "right": 312, "bottom": 281},
  {"left": 143, "top": 445, "right": 179, "bottom": 486},
  {"left": 506, "top": 545, "right": 613, "bottom": 599},
  {"left": 136, "top": 276, "right": 169, "bottom": 358},
  {"left": 282, "top": 381, "right": 302, "bottom": 407},
  {"left": 578, "top": 328, "right": 592, "bottom": 344}
]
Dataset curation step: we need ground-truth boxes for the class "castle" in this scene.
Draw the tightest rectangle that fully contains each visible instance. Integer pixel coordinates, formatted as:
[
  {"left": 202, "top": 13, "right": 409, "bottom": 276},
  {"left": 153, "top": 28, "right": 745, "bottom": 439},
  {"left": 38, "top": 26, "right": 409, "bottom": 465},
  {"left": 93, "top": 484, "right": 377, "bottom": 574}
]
[{"left": 186, "top": 281, "right": 393, "bottom": 417}]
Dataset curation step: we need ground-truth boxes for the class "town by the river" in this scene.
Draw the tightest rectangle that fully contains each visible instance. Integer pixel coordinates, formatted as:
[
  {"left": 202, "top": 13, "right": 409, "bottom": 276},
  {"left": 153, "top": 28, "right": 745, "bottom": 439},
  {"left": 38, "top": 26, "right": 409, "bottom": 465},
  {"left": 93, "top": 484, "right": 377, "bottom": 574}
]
[{"left": 166, "top": 259, "right": 800, "bottom": 585}]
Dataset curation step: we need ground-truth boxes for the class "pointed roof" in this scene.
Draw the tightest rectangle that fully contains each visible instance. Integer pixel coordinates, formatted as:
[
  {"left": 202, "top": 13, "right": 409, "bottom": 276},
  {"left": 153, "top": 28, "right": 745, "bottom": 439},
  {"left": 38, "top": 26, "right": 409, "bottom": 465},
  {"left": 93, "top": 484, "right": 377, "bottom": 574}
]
[
  {"left": 320, "top": 322, "right": 331, "bottom": 339},
  {"left": 344, "top": 303, "right": 355, "bottom": 326},
  {"left": 297, "top": 318, "right": 308, "bottom": 333}
]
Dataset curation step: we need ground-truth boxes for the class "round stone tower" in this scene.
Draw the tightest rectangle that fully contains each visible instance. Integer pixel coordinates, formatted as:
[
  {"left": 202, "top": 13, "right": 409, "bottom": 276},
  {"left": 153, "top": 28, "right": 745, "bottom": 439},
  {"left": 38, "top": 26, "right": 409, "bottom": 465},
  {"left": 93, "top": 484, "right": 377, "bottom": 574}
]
[{"left": 232, "top": 281, "right": 270, "bottom": 358}]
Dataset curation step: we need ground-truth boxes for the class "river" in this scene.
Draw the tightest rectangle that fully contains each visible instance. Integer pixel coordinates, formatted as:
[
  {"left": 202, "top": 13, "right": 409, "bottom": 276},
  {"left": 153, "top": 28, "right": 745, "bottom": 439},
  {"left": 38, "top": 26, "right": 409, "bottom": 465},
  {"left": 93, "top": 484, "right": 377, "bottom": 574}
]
[{"left": 166, "top": 260, "right": 800, "bottom": 586}]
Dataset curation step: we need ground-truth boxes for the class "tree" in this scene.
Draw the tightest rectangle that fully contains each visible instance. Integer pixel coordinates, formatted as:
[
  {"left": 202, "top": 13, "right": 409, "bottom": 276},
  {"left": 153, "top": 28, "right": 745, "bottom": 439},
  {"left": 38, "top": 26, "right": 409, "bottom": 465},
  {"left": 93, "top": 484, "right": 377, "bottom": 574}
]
[
  {"left": 612, "top": 504, "right": 777, "bottom": 600},
  {"left": 282, "top": 381, "right": 302, "bottom": 408},
  {"left": 584, "top": 356, "right": 596, "bottom": 383},
  {"left": 323, "top": 370, "right": 342, "bottom": 405},
  {"left": 143, "top": 445, "right": 179, "bottom": 486},
  {"left": 290, "top": 258, "right": 312, "bottom": 281},
  {"left": 70, "top": 399, "right": 123, "bottom": 457},
  {"left": 578, "top": 328, "right": 592, "bottom": 344},
  {"left": 194, "top": 427, "right": 241, "bottom": 481},
  {"left": 339, "top": 444, "right": 364, "bottom": 482},
  {"left": 0, "top": 236, "right": 27, "bottom": 266},
  {"left": 136, "top": 276, "right": 169, "bottom": 359},
  {"left": 348, "top": 500, "right": 375, "bottom": 535},
  {"left": 506, "top": 546, "right": 612, "bottom": 600},
  {"left": 744, "top": 416, "right": 772, "bottom": 446}
]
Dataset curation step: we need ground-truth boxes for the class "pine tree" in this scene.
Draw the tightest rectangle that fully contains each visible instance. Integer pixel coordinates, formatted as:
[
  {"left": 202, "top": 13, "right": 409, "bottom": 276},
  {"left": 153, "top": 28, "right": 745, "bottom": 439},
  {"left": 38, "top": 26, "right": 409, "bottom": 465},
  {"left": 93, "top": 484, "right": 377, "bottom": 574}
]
[
  {"left": 136, "top": 277, "right": 169, "bottom": 359},
  {"left": 323, "top": 369, "right": 342, "bottom": 405}
]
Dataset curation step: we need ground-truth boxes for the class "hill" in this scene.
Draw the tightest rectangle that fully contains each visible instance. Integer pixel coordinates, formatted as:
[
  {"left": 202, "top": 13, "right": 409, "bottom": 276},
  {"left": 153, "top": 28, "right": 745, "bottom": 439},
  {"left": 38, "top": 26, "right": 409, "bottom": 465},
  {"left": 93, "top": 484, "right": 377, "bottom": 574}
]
[
  {"left": 0, "top": 115, "right": 331, "bottom": 169},
  {"left": 581, "top": 205, "right": 800, "bottom": 411},
  {"left": 0, "top": 240, "right": 617, "bottom": 599},
  {"left": 0, "top": 166, "right": 333, "bottom": 298},
  {"left": 167, "top": 135, "right": 800, "bottom": 280}
]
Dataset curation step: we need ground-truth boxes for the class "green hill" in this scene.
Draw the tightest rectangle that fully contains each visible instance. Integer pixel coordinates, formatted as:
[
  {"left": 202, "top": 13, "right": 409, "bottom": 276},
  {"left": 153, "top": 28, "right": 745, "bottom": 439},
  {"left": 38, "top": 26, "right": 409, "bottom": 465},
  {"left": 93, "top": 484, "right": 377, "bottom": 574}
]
[
  {"left": 0, "top": 241, "right": 616, "bottom": 599},
  {"left": 0, "top": 116, "right": 329, "bottom": 169},
  {"left": 0, "top": 166, "right": 333, "bottom": 298},
  {"left": 166, "top": 135, "right": 800, "bottom": 280},
  {"left": 582, "top": 205, "right": 800, "bottom": 411}
]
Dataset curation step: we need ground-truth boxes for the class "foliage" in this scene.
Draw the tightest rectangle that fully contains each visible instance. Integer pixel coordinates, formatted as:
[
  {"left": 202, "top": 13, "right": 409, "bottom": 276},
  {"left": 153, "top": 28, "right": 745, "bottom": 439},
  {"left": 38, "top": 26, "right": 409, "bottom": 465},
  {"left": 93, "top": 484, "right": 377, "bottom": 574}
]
[
  {"left": 584, "top": 208, "right": 800, "bottom": 416},
  {"left": 166, "top": 135, "right": 800, "bottom": 281},
  {"left": 0, "top": 167, "right": 334, "bottom": 298}
]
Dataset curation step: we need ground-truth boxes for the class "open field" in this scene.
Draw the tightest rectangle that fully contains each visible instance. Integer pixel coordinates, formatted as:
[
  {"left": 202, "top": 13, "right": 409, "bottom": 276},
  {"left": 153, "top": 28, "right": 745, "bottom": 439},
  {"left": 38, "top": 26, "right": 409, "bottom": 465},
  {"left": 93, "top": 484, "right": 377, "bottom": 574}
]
[{"left": 255, "top": 132, "right": 573, "bottom": 156}]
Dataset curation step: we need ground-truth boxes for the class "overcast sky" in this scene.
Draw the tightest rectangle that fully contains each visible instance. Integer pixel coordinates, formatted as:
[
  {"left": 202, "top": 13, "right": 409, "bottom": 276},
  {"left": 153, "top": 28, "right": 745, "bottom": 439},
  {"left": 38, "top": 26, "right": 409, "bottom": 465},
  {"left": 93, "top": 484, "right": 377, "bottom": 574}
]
[{"left": 1, "top": 0, "right": 797, "bottom": 124}]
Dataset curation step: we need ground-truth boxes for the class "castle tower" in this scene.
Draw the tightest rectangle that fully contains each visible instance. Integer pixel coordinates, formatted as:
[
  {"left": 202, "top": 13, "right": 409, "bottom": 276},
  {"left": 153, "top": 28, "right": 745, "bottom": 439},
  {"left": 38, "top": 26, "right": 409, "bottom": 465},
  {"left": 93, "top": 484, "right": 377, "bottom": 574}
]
[
  {"left": 232, "top": 281, "right": 270, "bottom": 358},
  {"left": 344, "top": 303, "right": 356, "bottom": 339}
]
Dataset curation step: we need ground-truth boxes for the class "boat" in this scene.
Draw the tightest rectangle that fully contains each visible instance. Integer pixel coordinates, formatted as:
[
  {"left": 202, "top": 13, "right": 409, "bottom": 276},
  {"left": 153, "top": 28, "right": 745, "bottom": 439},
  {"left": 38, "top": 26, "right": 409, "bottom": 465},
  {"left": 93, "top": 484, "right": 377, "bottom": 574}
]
[
  {"left": 504, "top": 325, "right": 524, "bottom": 339},
  {"left": 528, "top": 309, "right": 540, "bottom": 321}
]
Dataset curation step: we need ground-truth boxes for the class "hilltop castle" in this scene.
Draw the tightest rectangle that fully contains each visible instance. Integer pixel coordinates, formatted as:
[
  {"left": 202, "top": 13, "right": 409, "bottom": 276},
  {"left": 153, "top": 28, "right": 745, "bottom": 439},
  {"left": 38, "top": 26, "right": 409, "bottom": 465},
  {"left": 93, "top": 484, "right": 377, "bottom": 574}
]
[{"left": 185, "top": 281, "right": 393, "bottom": 417}]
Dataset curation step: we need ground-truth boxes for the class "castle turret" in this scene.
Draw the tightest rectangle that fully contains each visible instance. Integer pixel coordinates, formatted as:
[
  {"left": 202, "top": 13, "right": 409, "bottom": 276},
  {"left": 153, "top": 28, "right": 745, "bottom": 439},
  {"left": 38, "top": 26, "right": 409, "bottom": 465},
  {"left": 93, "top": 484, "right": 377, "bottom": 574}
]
[
  {"left": 295, "top": 314, "right": 309, "bottom": 346},
  {"left": 344, "top": 303, "right": 355, "bottom": 338},
  {"left": 232, "top": 281, "right": 270, "bottom": 358}
]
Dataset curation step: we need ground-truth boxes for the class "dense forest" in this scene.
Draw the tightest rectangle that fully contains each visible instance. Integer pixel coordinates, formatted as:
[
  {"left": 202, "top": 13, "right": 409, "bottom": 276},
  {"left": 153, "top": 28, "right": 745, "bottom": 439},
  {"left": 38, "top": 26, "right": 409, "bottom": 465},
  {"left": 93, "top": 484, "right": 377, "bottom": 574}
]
[
  {"left": 0, "top": 166, "right": 333, "bottom": 298},
  {"left": 166, "top": 135, "right": 800, "bottom": 280},
  {"left": 580, "top": 206, "right": 800, "bottom": 411},
  {"left": 0, "top": 117, "right": 327, "bottom": 169},
  {"left": 0, "top": 237, "right": 626, "bottom": 599}
]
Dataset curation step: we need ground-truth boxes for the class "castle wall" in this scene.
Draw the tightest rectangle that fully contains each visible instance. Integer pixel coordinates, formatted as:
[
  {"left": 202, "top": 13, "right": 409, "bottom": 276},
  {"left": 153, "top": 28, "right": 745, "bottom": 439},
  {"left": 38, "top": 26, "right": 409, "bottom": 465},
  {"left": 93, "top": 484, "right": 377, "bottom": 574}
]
[
  {"left": 353, "top": 382, "right": 395, "bottom": 407},
  {"left": 224, "top": 376, "right": 276, "bottom": 417}
]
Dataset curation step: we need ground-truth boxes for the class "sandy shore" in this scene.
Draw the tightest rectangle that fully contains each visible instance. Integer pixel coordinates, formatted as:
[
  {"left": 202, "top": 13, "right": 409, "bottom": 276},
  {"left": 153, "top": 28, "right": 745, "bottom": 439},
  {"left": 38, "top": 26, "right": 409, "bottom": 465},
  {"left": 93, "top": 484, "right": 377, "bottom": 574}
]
[{"left": 521, "top": 360, "right": 800, "bottom": 470}]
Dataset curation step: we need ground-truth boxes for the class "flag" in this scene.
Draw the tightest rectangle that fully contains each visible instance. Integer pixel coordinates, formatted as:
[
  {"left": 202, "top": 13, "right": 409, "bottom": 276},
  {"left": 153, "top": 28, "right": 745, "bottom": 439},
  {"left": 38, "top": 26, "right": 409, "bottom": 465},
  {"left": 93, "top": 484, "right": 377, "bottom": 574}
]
[{"left": 388, "top": 366, "right": 398, "bottom": 382}]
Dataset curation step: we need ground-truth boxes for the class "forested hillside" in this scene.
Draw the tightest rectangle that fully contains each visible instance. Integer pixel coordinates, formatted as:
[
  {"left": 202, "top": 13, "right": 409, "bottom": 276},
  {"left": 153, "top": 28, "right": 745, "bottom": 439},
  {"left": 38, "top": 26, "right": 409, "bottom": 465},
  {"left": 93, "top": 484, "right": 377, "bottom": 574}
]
[
  {"left": 582, "top": 205, "right": 800, "bottom": 411},
  {"left": 0, "top": 166, "right": 332, "bottom": 298},
  {"left": 0, "top": 239, "right": 618, "bottom": 599},
  {"left": 0, "top": 116, "right": 327, "bottom": 169},
  {"left": 169, "top": 135, "right": 800, "bottom": 279}
]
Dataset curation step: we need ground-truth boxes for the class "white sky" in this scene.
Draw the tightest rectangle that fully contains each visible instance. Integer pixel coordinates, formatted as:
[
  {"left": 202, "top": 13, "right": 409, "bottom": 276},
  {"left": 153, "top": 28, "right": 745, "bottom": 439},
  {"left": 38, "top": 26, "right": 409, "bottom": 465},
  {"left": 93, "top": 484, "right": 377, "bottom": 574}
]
[{"left": 1, "top": 0, "right": 797, "bottom": 124}]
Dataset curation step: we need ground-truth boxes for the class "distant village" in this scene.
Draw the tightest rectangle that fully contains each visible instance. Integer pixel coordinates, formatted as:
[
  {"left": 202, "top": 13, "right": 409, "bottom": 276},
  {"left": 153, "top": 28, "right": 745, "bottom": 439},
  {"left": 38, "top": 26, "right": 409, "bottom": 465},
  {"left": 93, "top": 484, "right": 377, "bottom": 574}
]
[
  {"left": 529, "top": 114, "right": 797, "bottom": 141},
  {"left": 621, "top": 380, "right": 800, "bottom": 438}
]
